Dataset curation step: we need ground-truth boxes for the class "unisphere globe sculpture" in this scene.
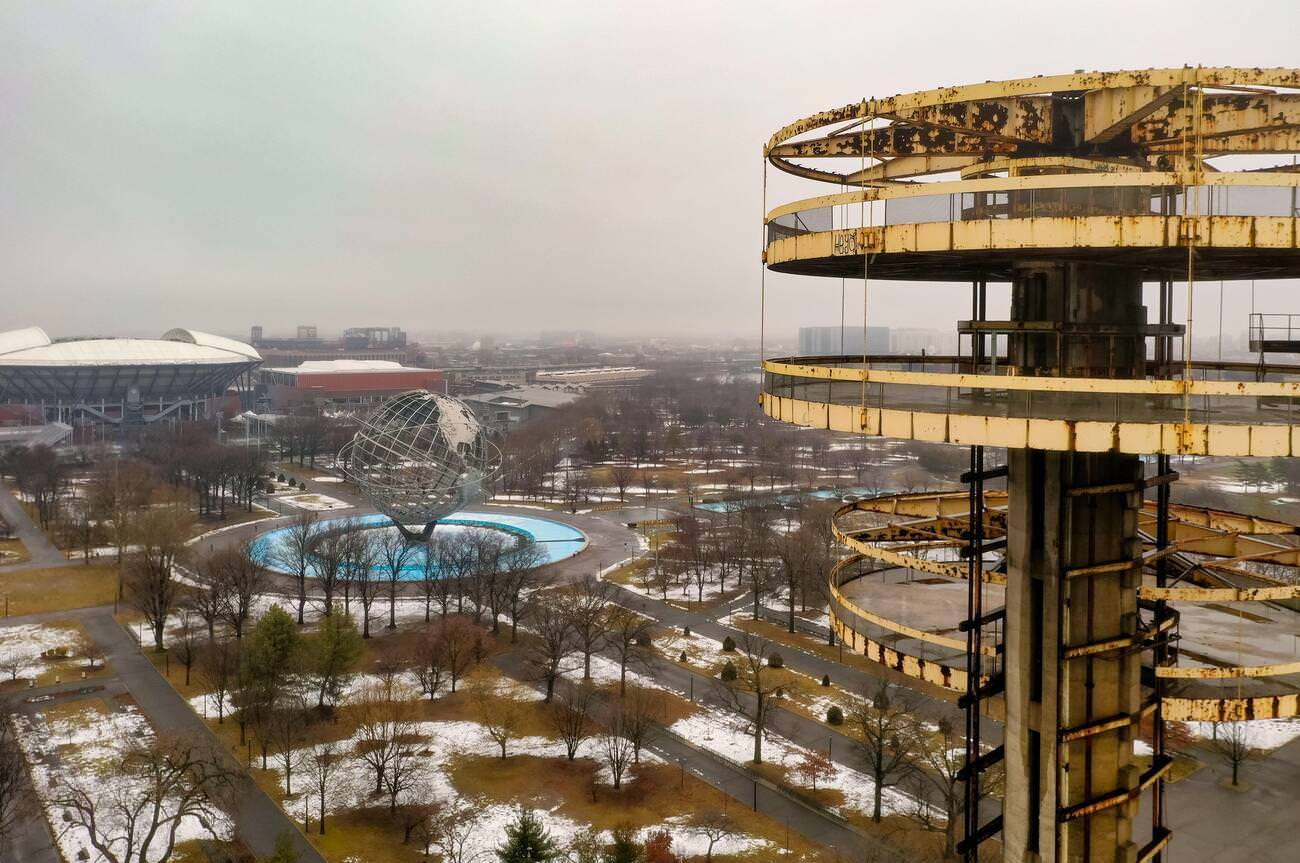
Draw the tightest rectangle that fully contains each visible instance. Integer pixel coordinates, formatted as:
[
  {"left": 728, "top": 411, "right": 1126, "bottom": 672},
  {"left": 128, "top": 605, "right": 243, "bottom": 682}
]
[{"left": 339, "top": 390, "right": 500, "bottom": 540}]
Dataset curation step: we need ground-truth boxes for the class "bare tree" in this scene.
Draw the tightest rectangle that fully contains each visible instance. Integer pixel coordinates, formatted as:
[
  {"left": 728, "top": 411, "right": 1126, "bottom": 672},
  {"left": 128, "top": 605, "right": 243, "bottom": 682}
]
[
  {"left": 773, "top": 524, "right": 817, "bottom": 633},
  {"left": 271, "top": 512, "right": 320, "bottom": 625},
  {"left": 598, "top": 717, "right": 636, "bottom": 790},
  {"left": 428, "top": 801, "right": 480, "bottom": 863},
  {"left": 440, "top": 616, "right": 481, "bottom": 694},
  {"left": 52, "top": 732, "right": 235, "bottom": 863},
  {"left": 212, "top": 540, "right": 268, "bottom": 640},
  {"left": 186, "top": 558, "right": 225, "bottom": 640},
  {"left": 470, "top": 677, "right": 524, "bottom": 759},
  {"left": 1214, "top": 720, "right": 1254, "bottom": 787},
  {"left": 267, "top": 697, "right": 310, "bottom": 795},
  {"left": 565, "top": 575, "right": 612, "bottom": 679},
  {"left": 373, "top": 632, "right": 415, "bottom": 701},
  {"left": 0, "top": 706, "right": 28, "bottom": 849},
  {"left": 430, "top": 531, "right": 476, "bottom": 617},
  {"left": 309, "top": 525, "right": 350, "bottom": 617},
  {"left": 125, "top": 503, "right": 191, "bottom": 650},
  {"left": 349, "top": 527, "right": 382, "bottom": 635},
  {"left": 413, "top": 626, "right": 447, "bottom": 701},
  {"left": 689, "top": 808, "right": 739, "bottom": 863},
  {"left": 353, "top": 689, "right": 418, "bottom": 796},
  {"left": 378, "top": 528, "right": 418, "bottom": 630},
  {"left": 525, "top": 596, "right": 574, "bottom": 702},
  {"left": 615, "top": 686, "right": 661, "bottom": 764},
  {"left": 610, "top": 464, "right": 636, "bottom": 502},
  {"left": 497, "top": 543, "right": 547, "bottom": 643},
  {"left": 385, "top": 732, "right": 431, "bottom": 819},
  {"left": 171, "top": 609, "right": 202, "bottom": 686},
  {"left": 605, "top": 606, "right": 655, "bottom": 695},
  {"left": 547, "top": 684, "right": 595, "bottom": 760},
  {"left": 905, "top": 718, "right": 999, "bottom": 860},
  {"left": 196, "top": 637, "right": 239, "bottom": 724},
  {"left": 303, "top": 739, "right": 342, "bottom": 835},
  {"left": 716, "top": 634, "right": 779, "bottom": 764},
  {"left": 850, "top": 680, "right": 921, "bottom": 822},
  {"left": 0, "top": 646, "right": 35, "bottom": 682}
]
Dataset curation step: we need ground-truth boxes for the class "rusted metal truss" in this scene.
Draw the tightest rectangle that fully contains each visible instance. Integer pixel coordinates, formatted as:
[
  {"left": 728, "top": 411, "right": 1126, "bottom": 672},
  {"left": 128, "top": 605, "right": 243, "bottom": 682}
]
[{"left": 767, "top": 68, "right": 1300, "bottom": 185}]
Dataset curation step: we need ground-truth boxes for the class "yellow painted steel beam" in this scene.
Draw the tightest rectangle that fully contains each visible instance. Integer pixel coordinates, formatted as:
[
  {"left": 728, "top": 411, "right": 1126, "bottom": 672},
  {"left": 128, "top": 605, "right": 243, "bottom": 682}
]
[
  {"left": 847, "top": 154, "right": 982, "bottom": 184},
  {"left": 830, "top": 611, "right": 972, "bottom": 691},
  {"left": 1133, "top": 93, "right": 1300, "bottom": 145},
  {"left": 769, "top": 127, "right": 1016, "bottom": 160},
  {"left": 1155, "top": 659, "right": 1300, "bottom": 680},
  {"left": 885, "top": 97, "right": 1056, "bottom": 144},
  {"left": 1084, "top": 85, "right": 1179, "bottom": 143},
  {"left": 762, "top": 356, "right": 1300, "bottom": 398},
  {"left": 761, "top": 391, "right": 1300, "bottom": 457},
  {"left": 763, "top": 216, "right": 1300, "bottom": 272},
  {"left": 1163, "top": 693, "right": 1300, "bottom": 722}
]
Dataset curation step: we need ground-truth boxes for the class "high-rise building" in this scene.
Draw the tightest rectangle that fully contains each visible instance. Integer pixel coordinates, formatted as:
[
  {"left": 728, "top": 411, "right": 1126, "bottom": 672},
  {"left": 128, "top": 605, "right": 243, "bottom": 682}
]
[{"left": 797, "top": 326, "right": 889, "bottom": 357}]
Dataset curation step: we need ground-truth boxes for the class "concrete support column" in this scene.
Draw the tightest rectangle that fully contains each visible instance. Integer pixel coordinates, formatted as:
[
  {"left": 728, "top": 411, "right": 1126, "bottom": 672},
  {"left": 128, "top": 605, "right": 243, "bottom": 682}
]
[{"left": 1002, "top": 263, "right": 1145, "bottom": 863}]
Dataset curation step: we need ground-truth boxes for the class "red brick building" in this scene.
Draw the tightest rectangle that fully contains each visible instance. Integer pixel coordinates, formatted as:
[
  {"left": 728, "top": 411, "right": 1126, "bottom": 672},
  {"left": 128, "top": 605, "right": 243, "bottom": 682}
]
[{"left": 258, "top": 360, "right": 444, "bottom": 411}]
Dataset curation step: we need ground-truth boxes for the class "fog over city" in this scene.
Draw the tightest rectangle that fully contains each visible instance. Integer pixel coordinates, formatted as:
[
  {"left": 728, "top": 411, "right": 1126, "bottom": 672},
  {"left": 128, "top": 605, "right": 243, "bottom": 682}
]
[{"left": 3, "top": 1, "right": 1300, "bottom": 341}]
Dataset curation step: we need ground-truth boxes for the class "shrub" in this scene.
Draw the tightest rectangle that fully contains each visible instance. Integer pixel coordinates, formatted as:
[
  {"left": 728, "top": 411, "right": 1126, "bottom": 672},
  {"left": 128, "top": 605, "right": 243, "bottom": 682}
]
[
  {"left": 821, "top": 674, "right": 831, "bottom": 687},
  {"left": 826, "top": 705, "right": 844, "bottom": 725},
  {"left": 722, "top": 636, "right": 736, "bottom": 652},
  {"left": 720, "top": 661, "right": 737, "bottom": 682},
  {"left": 679, "top": 651, "right": 688, "bottom": 663},
  {"left": 277, "top": 473, "right": 286, "bottom": 483},
  {"left": 683, "top": 625, "right": 691, "bottom": 636},
  {"left": 767, "top": 652, "right": 784, "bottom": 668},
  {"left": 636, "top": 633, "right": 652, "bottom": 647}
]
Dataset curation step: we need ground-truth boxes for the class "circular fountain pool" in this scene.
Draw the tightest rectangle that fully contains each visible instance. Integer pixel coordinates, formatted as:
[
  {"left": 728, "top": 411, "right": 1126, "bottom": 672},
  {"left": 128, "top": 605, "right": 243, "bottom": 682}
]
[{"left": 251, "top": 511, "right": 587, "bottom": 580}]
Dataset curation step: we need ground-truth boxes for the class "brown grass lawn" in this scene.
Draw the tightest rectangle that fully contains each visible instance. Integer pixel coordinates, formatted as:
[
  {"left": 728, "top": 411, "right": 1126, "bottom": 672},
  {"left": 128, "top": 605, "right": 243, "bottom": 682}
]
[
  {"left": 0, "top": 564, "right": 118, "bottom": 615},
  {"left": 450, "top": 753, "right": 825, "bottom": 859},
  {"left": 306, "top": 808, "right": 427, "bottom": 863}
]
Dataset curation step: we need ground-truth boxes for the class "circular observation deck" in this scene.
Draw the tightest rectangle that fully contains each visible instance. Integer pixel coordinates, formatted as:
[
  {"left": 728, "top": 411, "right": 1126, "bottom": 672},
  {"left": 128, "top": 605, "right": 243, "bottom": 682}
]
[
  {"left": 761, "top": 355, "right": 1300, "bottom": 456},
  {"left": 764, "top": 68, "right": 1300, "bottom": 282},
  {"left": 827, "top": 492, "right": 1300, "bottom": 722}
]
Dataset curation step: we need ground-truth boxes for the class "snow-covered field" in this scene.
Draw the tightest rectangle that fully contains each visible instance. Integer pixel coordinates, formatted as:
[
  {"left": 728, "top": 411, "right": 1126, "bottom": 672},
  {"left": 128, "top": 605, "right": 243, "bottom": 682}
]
[
  {"left": 0, "top": 622, "right": 82, "bottom": 681},
  {"left": 1182, "top": 717, "right": 1300, "bottom": 752},
  {"left": 13, "top": 702, "right": 233, "bottom": 863},
  {"left": 669, "top": 707, "right": 919, "bottom": 820},
  {"left": 271, "top": 714, "right": 769, "bottom": 860},
  {"left": 280, "top": 492, "right": 352, "bottom": 512}
]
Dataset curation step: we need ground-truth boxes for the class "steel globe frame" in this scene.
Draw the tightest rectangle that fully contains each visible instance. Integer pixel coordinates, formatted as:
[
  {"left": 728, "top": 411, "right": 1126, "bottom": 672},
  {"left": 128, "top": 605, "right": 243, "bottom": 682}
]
[{"left": 338, "top": 390, "right": 501, "bottom": 541}]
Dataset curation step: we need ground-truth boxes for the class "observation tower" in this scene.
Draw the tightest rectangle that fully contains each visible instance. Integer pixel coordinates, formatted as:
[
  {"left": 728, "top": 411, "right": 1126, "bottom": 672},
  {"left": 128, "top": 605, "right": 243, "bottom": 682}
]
[{"left": 760, "top": 68, "right": 1300, "bottom": 863}]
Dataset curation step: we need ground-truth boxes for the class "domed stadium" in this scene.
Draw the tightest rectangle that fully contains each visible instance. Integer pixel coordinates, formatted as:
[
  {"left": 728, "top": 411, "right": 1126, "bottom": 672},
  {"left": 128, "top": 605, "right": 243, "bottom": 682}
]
[
  {"left": 0, "top": 326, "right": 261, "bottom": 432},
  {"left": 340, "top": 390, "right": 500, "bottom": 540}
]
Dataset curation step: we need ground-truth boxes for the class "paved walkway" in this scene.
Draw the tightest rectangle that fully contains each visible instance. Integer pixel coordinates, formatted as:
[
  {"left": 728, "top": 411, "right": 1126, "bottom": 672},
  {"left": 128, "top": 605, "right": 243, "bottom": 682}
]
[
  {"left": 0, "top": 478, "right": 65, "bottom": 571},
  {"left": 1, "top": 607, "right": 326, "bottom": 863}
]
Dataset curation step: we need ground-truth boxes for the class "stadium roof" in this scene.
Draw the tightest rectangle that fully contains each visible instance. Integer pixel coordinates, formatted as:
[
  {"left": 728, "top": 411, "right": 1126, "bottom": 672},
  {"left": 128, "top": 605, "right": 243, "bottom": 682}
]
[
  {"left": 0, "top": 327, "right": 262, "bottom": 403},
  {"left": 0, "top": 327, "right": 261, "bottom": 367}
]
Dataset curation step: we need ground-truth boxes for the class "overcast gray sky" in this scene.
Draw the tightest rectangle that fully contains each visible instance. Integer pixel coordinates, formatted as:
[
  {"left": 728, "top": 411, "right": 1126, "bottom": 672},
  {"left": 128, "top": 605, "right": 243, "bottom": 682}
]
[{"left": 4, "top": 1, "right": 1300, "bottom": 343}]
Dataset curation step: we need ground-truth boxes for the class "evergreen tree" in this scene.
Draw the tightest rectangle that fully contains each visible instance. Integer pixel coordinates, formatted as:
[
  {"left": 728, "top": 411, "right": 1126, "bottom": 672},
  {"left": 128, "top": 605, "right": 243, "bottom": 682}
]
[
  {"left": 306, "top": 611, "right": 363, "bottom": 709},
  {"left": 262, "top": 832, "right": 299, "bottom": 863},
  {"left": 496, "top": 808, "right": 557, "bottom": 863},
  {"left": 247, "top": 605, "right": 301, "bottom": 685},
  {"left": 602, "top": 825, "right": 645, "bottom": 863}
]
